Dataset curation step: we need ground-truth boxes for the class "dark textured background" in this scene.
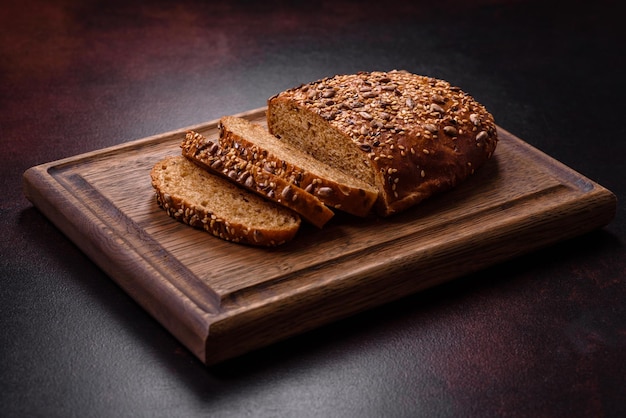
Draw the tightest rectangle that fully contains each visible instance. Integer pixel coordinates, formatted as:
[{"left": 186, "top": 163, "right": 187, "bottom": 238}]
[{"left": 2, "top": 0, "right": 625, "bottom": 416}]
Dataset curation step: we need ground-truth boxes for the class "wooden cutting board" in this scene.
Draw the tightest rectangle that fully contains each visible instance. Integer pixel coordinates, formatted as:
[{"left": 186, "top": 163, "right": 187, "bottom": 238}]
[{"left": 23, "top": 107, "right": 617, "bottom": 365}]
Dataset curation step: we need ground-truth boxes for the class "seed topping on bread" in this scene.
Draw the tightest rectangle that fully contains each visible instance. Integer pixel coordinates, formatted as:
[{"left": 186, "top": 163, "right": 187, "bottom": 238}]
[{"left": 281, "top": 71, "right": 496, "bottom": 161}]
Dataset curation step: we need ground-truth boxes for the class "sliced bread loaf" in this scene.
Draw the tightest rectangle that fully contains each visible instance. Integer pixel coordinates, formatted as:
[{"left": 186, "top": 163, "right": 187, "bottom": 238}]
[
  {"left": 267, "top": 70, "right": 498, "bottom": 216},
  {"left": 180, "top": 131, "right": 334, "bottom": 228},
  {"left": 218, "top": 116, "right": 379, "bottom": 217},
  {"left": 150, "top": 156, "right": 301, "bottom": 246}
]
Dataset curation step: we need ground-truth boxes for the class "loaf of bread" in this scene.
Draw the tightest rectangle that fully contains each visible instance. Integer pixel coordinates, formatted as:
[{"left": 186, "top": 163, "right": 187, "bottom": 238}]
[
  {"left": 181, "top": 131, "right": 334, "bottom": 228},
  {"left": 218, "top": 116, "right": 379, "bottom": 217},
  {"left": 151, "top": 70, "right": 499, "bottom": 245},
  {"left": 267, "top": 70, "right": 498, "bottom": 216},
  {"left": 150, "top": 156, "right": 301, "bottom": 246}
]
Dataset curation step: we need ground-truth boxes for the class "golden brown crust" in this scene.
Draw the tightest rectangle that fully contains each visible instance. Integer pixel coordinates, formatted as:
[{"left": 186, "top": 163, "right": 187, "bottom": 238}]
[
  {"left": 150, "top": 156, "right": 301, "bottom": 247},
  {"left": 267, "top": 70, "right": 498, "bottom": 216},
  {"left": 218, "top": 116, "right": 379, "bottom": 217},
  {"left": 181, "top": 131, "right": 334, "bottom": 228}
]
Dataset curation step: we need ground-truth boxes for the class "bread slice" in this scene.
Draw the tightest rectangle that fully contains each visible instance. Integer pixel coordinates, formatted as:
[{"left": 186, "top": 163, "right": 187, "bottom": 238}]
[
  {"left": 180, "top": 131, "right": 334, "bottom": 228},
  {"left": 267, "top": 70, "right": 499, "bottom": 216},
  {"left": 218, "top": 116, "right": 379, "bottom": 217},
  {"left": 150, "top": 156, "right": 301, "bottom": 247}
]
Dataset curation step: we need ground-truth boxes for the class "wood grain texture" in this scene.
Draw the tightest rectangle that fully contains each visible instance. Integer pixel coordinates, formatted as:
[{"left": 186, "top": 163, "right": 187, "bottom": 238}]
[{"left": 22, "top": 108, "right": 617, "bottom": 364}]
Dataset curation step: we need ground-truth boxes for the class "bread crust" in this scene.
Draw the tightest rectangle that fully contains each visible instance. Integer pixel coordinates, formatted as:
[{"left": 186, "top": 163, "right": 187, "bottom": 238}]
[
  {"left": 181, "top": 131, "right": 334, "bottom": 228},
  {"left": 150, "top": 156, "right": 301, "bottom": 247},
  {"left": 218, "top": 116, "right": 379, "bottom": 217},
  {"left": 267, "top": 70, "right": 498, "bottom": 216}
]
